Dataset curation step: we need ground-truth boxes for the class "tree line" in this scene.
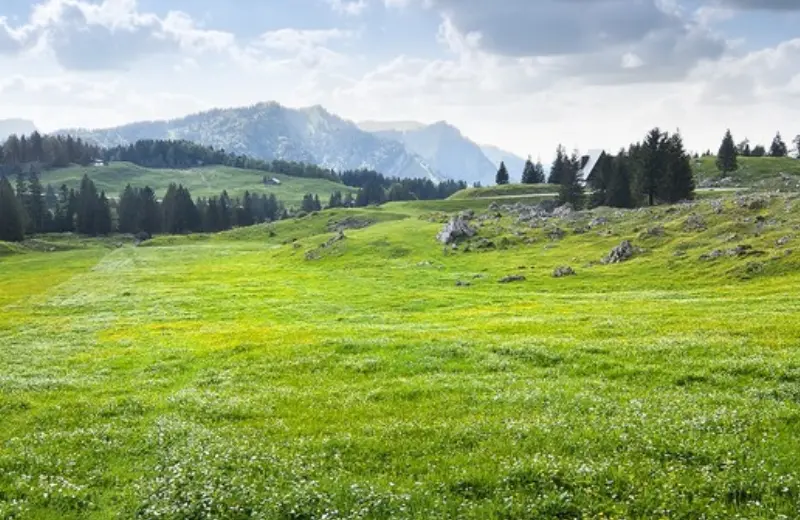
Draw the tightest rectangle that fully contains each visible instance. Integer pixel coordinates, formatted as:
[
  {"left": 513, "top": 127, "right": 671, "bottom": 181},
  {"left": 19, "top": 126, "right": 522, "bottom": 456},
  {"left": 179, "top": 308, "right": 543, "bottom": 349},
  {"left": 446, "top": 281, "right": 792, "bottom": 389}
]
[
  {"left": 0, "top": 169, "right": 291, "bottom": 242},
  {"left": 1, "top": 132, "right": 102, "bottom": 171}
]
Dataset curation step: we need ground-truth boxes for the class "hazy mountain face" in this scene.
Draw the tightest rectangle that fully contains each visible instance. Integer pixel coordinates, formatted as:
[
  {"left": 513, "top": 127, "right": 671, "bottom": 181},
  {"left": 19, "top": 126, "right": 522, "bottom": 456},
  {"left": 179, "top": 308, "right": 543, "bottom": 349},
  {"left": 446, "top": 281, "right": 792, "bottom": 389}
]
[
  {"left": 479, "top": 145, "right": 528, "bottom": 182},
  {"left": 0, "top": 119, "right": 37, "bottom": 140},
  {"left": 57, "top": 103, "right": 440, "bottom": 181},
  {"left": 359, "top": 120, "right": 518, "bottom": 185}
]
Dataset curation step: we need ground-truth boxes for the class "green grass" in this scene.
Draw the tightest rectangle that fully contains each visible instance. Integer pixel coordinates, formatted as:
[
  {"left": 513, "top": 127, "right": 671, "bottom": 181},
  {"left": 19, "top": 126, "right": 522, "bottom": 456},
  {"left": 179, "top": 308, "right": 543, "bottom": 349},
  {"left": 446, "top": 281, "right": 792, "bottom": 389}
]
[
  {"left": 39, "top": 162, "right": 357, "bottom": 205},
  {"left": 3, "top": 193, "right": 800, "bottom": 518},
  {"left": 693, "top": 156, "right": 800, "bottom": 189},
  {"left": 449, "top": 183, "right": 558, "bottom": 199}
]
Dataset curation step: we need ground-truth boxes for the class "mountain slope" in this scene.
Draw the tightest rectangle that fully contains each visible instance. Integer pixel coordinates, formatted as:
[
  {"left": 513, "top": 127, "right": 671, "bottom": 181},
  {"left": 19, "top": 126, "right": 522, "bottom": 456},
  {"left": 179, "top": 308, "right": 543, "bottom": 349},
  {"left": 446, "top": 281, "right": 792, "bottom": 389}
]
[
  {"left": 57, "top": 103, "right": 440, "bottom": 182},
  {"left": 359, "top": 121, "right": 499, "bottom": 185},
  {"left": 0, "top": 119, "right": 37, "bottom": 140},
  {"left": 480, "top": 144, "right": 528, "bottom": 181}
]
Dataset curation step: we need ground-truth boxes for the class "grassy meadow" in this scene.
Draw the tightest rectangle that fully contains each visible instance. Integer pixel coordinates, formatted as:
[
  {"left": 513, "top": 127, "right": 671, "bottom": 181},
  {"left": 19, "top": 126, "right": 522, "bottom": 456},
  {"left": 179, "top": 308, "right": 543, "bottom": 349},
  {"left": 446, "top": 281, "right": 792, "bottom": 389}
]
[
  {"left": 2, "top": 193, "right": 800, "bottom": 518},
  {"left": 38, "top": 162, "right": 356, "bottom": 205}
]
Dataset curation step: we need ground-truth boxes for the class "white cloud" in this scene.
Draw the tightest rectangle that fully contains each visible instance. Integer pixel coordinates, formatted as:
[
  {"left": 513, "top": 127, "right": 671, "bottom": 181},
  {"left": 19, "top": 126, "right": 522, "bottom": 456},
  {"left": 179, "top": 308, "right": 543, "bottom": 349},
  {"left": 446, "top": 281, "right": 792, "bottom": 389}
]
[{"left": 325, "top": 0, "right": 369, "bottom": 16}]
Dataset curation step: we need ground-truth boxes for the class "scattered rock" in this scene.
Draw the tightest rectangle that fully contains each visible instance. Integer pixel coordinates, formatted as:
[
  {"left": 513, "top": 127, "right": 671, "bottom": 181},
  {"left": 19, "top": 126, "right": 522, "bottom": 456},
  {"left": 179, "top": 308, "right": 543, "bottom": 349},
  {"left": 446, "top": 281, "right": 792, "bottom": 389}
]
[
  {"left": 488, "top": 202, "right": 500, "bottom": 211},
  {"left": 777, "top": 236, "right": 791, "bottom": 246},
  {"left": 644, "top": 226, "right": 665, "bottom": 237},
  {"left": 437, "top": 216, "right": 476, "bottom": 244},
  {"left": 474, "top": 238, "right": 496, "bottom": 250},
  {"left": 572, "top": 226, "right": 590, "bottom": 235},
  {"left": 459, "top": 209, "right": 475, "bottom": 221},
  {"left": 602, "top": 240, "right": 637, "bottom": 264},
  {"left": 700, "top": 249, "right": 724, "bottom": 261},
  {"left": 552, "top": 204, "right": 574, "bottom": 218},
  {"left": 473, "top": 274, "right": 486, "bottom": 279},
  {"left": 589, "top": 217, "right": 608, "bottom": 228},
  {"left": 710, "top": 200, "right": 724, "bottom": 214},
  {"left": 455, "top": 280, "right": 471, "bottom": 287},
  {"left": 329, "top": 217, "right": 374, "bottom": 233},
  {"left": 552, "top": 266, "right": 576, "bottom": 278},
  {"left": 721, "top": 233, "right": 739, "bottom": 243},
  {"left": 417, "top": 261, "right": 432, "bottom": 267},
  {"left": 547, "top": 227, "right": 565, "bottom": 241},
  {"left": 499, "top": 274, "right": 526, "bottom": 284},
  {"left": 684, "top": 214, "right": 707, "bottom": 232},
  {"left": 322, "top": 231, "right": 345, "bottom": 248},
  {"left": 737, "top": 196, "right": 768, "bottom": 211}
]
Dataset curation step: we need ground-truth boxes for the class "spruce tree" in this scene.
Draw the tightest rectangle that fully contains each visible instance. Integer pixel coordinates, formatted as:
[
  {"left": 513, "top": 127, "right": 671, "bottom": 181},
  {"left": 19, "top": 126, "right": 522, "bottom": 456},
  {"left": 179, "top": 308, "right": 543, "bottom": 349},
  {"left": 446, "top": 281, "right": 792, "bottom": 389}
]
[
  {"left": 751, "top": 145, "right": 766, "bottom": 157},
  {"left": 533, "top": 160, "right": 546, "bottom": 184},
  {"left": 139, "top": 186, "right": 160, "bottom": 235},
  {"left": 96, "top": 192, "right": 113, "bottom": 235},
  {"left": 661, "top": 132, "right": 695, "bottom": 203},
  {"left": 76, "top": 175, "right": 99, "bottom": 235},
  {"left": 770, "top": 132, "right": 788, "bottom": 157},
  {"left": 26, "top": 168, "right": 45, "bottom": 234},
  {"left": 607, "top": 153, "right": 634, "bottom": 208},
  {"left": 495, "top": 161, "right": 509, "bottom": 185},
  {"left": 0, "top": 175, "right": 25, "bottom": 242},
  {"left": 587, "top": 153, "right": 613, "bottom": 208},
  {"left": 521, "top": 157, "right": 536, "bottom": 184},
  {"left": 716, "top": 129, "right": 738, "bottom": 178},
  {"left": 118, "top": 185, "right": 139, "bottom": 233},
  {"left": 549, "top": 145, "right": 567, "bottom": 185},
  {"left": 558, "top": 151, "right": 585, "bottom": 209},
  {"left": 640, "top": 128, "right": 666, "bottom": 206}
]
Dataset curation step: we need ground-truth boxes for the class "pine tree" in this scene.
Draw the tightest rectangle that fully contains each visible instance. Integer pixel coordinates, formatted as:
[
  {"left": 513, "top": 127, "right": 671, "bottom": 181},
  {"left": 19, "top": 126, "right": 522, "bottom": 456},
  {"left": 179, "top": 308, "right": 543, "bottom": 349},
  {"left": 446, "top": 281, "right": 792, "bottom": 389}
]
[
  {"left": 139, "top": 187, "right": 160, "bottom": 235},
  {"left": 716, "top": 129, "right": 738, "bottom": 178},
  {"left": 770, "top": 132, "right": 788, "bottom": 157},
  {"left": 495, "top": 161, "right": 509, "bottom": 185},
  {"left": 0, "top": 175, "right": 26, "bottom": 242},
  {"left": 521, "top": 157, "right": 536, "bottom": 184},
  {"left": 96, "top": 192, "right": 113, "bottom": 235},
  {"left": 549, "top": 145, "right": 567, "bottom": 185},
  {"left": 558, "top": 151, "right": 585, "bottom": 209},
  {"left": 26, "top": 168, "right": 46, "bottom": 234},
  {"left": 313, "top": 194, "right": 322, "bottom": 211},
  {"left": 660, "top": 132, "right": 695, "bottom": 203},
  {"left": 76, "top": 175, "right": 99, "bottom": 235},
  {"left": 607, "top": 153, "right": 634, "bottom": 208},
  {"left": 752, "top": 145, "right": 766, "bottom": 157},
  {"left": 118, "top": 184, "right": 140, "bottom": 233},
  {"left": 587, "top": 153, "right": 613, "bottom": 208},
  {"left": 639, "top": 128, "right": 667, "bottom": 206}
]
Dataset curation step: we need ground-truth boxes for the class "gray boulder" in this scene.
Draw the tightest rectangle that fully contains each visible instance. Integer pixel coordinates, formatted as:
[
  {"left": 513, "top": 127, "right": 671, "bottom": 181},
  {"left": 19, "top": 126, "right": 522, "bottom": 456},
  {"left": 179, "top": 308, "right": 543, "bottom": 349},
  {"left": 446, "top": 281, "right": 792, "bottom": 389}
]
[
  {"left": 602, "top": 240, "right": 636, "bottom": 264},
  {"left": 437, "top": 217, "right": 476, "bottom": 244},
  {"left": 552, "top": 266, "right": 576, "bottom": 278},
  {"left": 499, "top": 274, "right": 526, "bottom": 284}
]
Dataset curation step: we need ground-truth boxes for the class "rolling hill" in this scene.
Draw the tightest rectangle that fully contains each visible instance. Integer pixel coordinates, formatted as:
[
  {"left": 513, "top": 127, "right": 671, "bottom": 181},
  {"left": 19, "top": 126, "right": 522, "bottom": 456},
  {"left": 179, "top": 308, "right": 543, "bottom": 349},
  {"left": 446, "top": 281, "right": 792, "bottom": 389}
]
[{"left": 38, "top": 162, "right": 356, "bottom": 205}]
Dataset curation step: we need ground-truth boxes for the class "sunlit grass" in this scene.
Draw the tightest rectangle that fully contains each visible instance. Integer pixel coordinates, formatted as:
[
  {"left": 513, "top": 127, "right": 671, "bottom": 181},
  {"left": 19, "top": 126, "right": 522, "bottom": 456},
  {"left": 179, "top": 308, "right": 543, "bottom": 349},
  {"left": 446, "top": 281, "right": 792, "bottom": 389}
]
[{"left": 2, "top": 193, "right": 800, "bottom": 518}]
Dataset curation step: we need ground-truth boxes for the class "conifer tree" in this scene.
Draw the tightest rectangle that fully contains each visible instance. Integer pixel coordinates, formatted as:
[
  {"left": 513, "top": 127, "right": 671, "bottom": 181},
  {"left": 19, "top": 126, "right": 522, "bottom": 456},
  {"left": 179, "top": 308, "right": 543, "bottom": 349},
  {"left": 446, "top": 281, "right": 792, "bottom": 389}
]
[
  {"left": 0, "top": 175, "right": 25, "bottom": 242},
  {"left": 76, "top": 175, "right": 99, "bottom": 235},
  {"left": 639, "top": 128, "right": 666, "bottom": 206},
  {"left": 558, "top": 151, "right": 585, "bottom": 209},
  {"left": 25, "top": 168, "right": 45, "bottom": 234},
  {"left": 495, "top": 161, "right": 509, "bottom": 185},
  {"left": 607, "top": 153, "right": 634, "bottom": 208},
  {"left": 118, "top": 185, "right": 139, "bottom": 234},
  {"left": 96, "top": 192, "right": 113, "bottom": 235},
  {"left": 716, "top": 129, "right": 738, "bottom": 178},
  {"left": 661, "top": 132, "right": 695, "bottom": 203},
  {"left": 549, "top": 145, "right": 567, "bottom": 185},
  {"left": 139, "top": 186, "right": 160, "bottom": 235},
  {"left": 770, "top": 132, "right": 788, "bottom": 157},
  {"left": 521, "top": 157, "right": 536, "bottom": 184}
]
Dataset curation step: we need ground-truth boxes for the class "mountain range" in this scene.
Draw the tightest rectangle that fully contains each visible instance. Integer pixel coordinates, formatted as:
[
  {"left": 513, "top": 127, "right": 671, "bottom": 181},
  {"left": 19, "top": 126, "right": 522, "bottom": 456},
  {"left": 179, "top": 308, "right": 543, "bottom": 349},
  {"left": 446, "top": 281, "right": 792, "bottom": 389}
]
[
  {"left": 54, "top": 103, "right": 527, "bottom": 185},
  {"left": 0, "top": 119, "right": 37, "bottom": 141}
]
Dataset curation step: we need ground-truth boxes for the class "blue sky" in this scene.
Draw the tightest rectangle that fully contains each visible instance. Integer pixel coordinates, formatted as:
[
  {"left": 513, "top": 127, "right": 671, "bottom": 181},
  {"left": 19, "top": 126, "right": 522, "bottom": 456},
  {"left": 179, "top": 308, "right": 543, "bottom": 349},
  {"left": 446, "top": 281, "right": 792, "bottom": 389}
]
[{"left": 0, "top": 0, "right": 799, "bottom": 159}]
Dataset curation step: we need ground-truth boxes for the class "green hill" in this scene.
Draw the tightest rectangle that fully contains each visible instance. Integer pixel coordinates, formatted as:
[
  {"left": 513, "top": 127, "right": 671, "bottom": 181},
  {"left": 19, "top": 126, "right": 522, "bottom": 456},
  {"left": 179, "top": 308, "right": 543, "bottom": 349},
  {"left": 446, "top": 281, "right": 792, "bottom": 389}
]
[
  {"left": 3, "top": 192, "right": 800, "bottom": 517},
  {"left": 448, "top": 183, "right": 558, "bottom": 199},
  {"left": 693, "top": 156, "right": 800, "bottom": 189},
  {"left": 38, "top": 162, "right": 356, "bottom": 205}
]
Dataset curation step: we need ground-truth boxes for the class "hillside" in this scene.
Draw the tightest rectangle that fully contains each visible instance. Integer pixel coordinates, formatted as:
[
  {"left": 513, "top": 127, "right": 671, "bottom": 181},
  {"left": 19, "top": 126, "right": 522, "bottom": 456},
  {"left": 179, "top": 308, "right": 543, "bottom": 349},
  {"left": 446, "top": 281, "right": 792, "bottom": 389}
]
[
  {"left": 57, "top": 103, "right": 441, "bottom": 182},
  {"left": 38, "top": 161, "right": 356, "bottom": 204},
  {"left": 3, "top": 192, "right": 800, "bottom": 517},
  {"left": 694, "top": 156, "right": 800, "bottom": 190}
]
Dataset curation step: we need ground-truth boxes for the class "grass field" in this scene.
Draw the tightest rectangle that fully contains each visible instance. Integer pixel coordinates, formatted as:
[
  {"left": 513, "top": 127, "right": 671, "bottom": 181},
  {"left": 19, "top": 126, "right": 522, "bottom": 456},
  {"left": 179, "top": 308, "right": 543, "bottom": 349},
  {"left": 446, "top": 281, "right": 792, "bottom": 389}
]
[
  {"left": 693, "top": 156, "right": 800, "bottom": 189},
  {"left": 38, "top": 162, "right": 357, "bottom": 205},
  {"left": 2, "top": 193, "right": 800, "bottom": 518},
  {"left": 448, "top": 184, "right": 558, "bottom": 199}
]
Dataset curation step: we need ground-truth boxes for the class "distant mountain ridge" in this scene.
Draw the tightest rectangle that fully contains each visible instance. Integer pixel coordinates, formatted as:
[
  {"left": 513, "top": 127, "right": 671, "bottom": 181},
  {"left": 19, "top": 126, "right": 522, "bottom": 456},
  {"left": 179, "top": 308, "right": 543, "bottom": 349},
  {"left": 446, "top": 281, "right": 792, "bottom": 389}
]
[
  {"left": 0, "top": 119, "right": 37, "bottom": 140},
  {"left": 57, "top": 103, "right": 440, "bottom": 182},
  {"left": 55, "top": 103, "right": 527, "bottom": 185}
]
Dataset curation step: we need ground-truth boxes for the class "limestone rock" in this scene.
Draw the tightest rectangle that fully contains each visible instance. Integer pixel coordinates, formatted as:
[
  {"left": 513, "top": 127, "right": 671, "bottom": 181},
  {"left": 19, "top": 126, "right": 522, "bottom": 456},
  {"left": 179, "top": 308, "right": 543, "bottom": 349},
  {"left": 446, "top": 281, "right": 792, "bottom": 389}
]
[
  {"left": 552, "top": 266, "right": 576, "bottom": 278},
  {"left": 437, "top": 216, "right": 476, "bottom": 244}
]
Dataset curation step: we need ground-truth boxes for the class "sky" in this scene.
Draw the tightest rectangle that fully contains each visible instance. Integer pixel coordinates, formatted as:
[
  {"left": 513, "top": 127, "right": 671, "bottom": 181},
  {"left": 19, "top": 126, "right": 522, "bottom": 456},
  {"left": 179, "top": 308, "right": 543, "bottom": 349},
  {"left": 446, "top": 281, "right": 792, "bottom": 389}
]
[{"left": 0, "top": 0, "right": 799, "bottom": 160}]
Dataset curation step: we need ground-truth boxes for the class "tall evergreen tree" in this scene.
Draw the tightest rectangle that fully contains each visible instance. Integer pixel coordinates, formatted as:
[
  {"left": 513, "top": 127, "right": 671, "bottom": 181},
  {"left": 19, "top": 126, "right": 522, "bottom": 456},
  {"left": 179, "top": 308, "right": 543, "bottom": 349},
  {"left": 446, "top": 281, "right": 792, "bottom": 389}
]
[
  {"left": 716, "top": 129, "right": 738, "bottom": 178},
  {"left": 26, "top": 168, "right": 46, "bottom": 234},
  {"left": 639, "top": 128, "right": 667, "bottom": 206},
  {"left": 607, "top": 153, "right": 634, "bottom": 208},
  {"left": 770, "top": 132, "right": 788, "bottom": 157},
  {"left": 96, "top": 192, "right": 113, "bottom": 235},
  {"left": 660, "top": 132, "right": 695, "bottom": 203},
  {"left": 587, "top": 153, "right": 613, "bottom": 208},
  {"left": 76, "top": 175, "right": 99, "bottom": 235},
  {"left": 751, "top": 145, "right": 766, "bottom": 157},
  {"left": 139, "top": 186, "right": 161, "bottom": 234},
  {"left": 549, "top": 145, "right": 568, "bottom": 185},
  {"left": 0, "top": 176, "right": 26, "bottom": 242},
  {"left": 495, "top": 161, "right": 510, "bottom": 185},
  {"left": 118, "top": 184, "right": 140, "bottom": 234},
  {"left": 558, "top": 151, "right": 585, "bottom": 209}
]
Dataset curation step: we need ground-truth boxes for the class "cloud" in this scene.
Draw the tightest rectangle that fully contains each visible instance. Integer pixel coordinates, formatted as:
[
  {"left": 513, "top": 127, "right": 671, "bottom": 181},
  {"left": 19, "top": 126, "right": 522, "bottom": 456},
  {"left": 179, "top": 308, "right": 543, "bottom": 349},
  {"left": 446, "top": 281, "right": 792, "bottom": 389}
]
[
  {"left": 0, "top": 0, "right": 237, "bottom": 70},
  {"left": 384, "top": 0, "right": 727, "bottom": 83},
  {"left": 713, "top": 0, "right": 800, "bottom": 10},
  {"left": 325, "top": 0, "right": 369, "bottom": 16}
]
